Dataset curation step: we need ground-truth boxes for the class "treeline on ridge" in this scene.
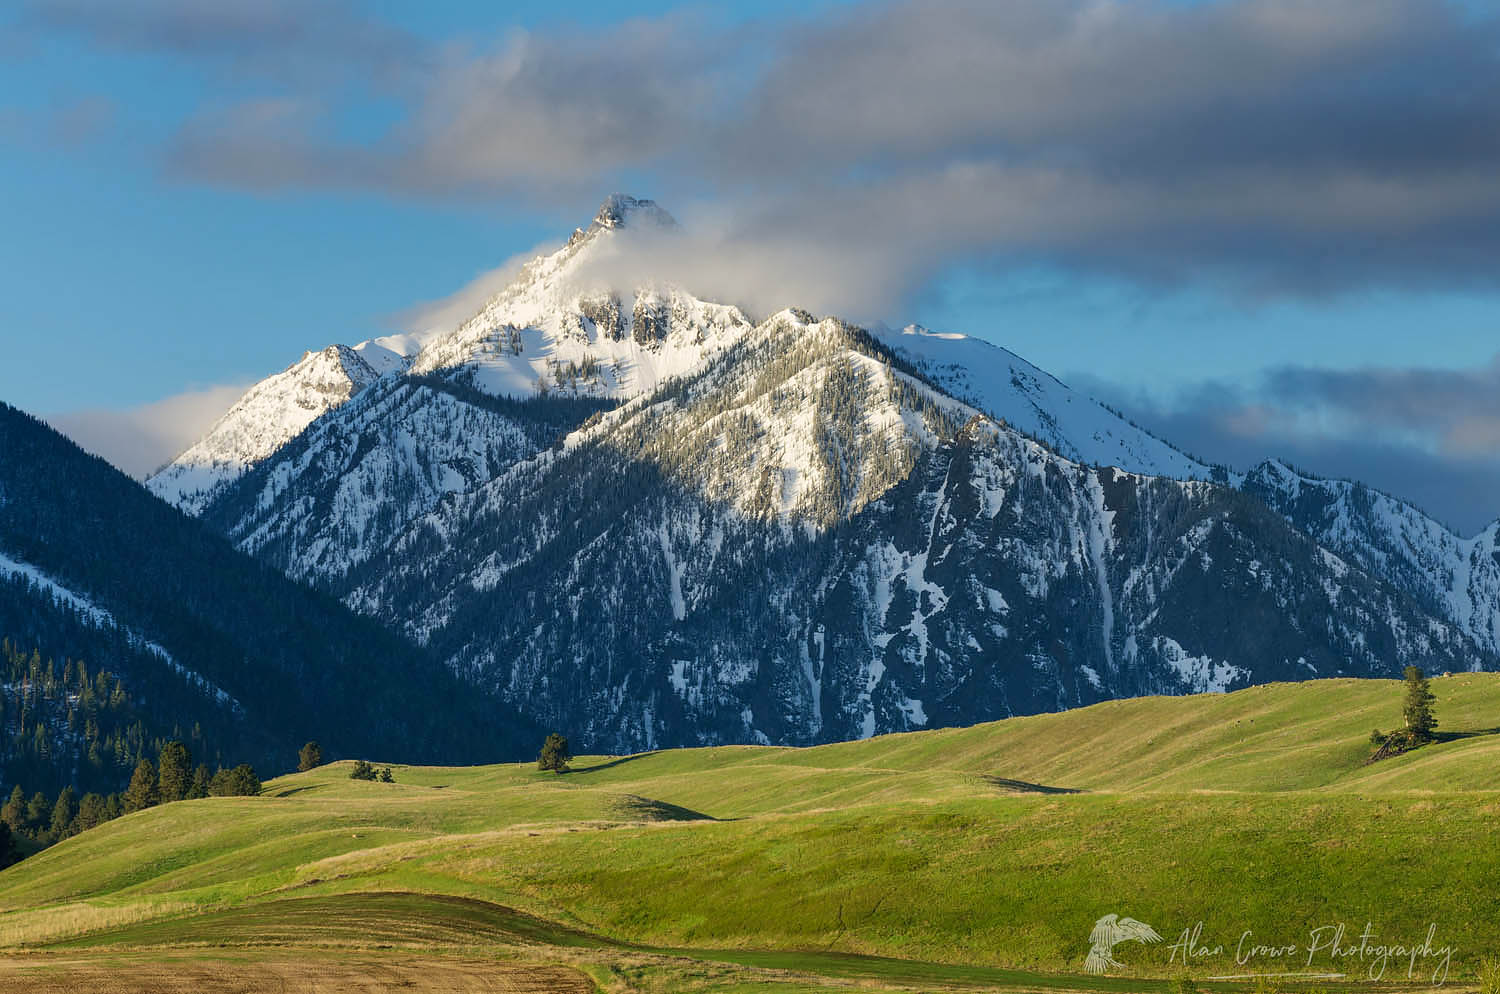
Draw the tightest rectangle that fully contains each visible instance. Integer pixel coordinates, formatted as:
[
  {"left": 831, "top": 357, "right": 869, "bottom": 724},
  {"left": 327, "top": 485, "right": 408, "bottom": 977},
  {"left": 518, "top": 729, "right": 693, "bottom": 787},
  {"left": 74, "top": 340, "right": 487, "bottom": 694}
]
[{"left": 0, "top": 401, "right": 540, "bottom": 771}]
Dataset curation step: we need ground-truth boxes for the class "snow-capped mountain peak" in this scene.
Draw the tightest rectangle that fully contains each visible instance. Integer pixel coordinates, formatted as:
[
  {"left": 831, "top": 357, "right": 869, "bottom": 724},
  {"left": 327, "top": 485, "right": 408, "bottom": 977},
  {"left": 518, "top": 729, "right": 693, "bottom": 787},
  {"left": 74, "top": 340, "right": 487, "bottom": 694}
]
[
  {"left": 354, "top": 333, "right": 428, "bottom": 375},
  {"left": 147, "top": 195, "right": 707, "bottom": 511},
  {"left": 587, "top": 193, "right": 676, "bottom": 233},
  {"left": 147, "top": 343, "right": 380, "bottom": 512},
  {"left": 148, "top": 196, "right": 1226, "bottom": 513},
  {"left": 403, "top": 195, "right": 747, "bottom": 400}
]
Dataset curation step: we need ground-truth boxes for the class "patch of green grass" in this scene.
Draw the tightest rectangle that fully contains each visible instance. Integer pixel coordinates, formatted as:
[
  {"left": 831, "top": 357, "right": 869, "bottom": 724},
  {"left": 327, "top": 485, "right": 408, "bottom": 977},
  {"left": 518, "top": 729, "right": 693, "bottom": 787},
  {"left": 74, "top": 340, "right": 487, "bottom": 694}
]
[
  {"left": 385, "top": 792, "right": 1491, "bottom": 979},
  {"left": 1, "top": 676, "right": 1498, "bottom": 991}
]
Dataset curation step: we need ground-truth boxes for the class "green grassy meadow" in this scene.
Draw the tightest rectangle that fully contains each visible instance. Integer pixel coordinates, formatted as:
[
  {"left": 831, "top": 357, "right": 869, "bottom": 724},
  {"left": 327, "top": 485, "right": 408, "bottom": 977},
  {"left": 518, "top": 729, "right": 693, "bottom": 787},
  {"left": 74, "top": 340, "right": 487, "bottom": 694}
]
[{"left": 1, "top": 675, "right": 1498, "bottom": 992}]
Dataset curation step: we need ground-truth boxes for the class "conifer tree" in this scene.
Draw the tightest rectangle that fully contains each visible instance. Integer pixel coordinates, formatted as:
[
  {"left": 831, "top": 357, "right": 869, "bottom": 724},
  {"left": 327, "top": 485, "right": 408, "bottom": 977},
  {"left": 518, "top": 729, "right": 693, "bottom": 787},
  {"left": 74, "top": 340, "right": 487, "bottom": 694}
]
[
  {"left": 208, "top": 764, "right": 261, "bottom": 796},
  {"left": 0, "top": 822, "right": 18, "bottom": 869},
  {"left": 25, "top": 791, "right": 49, "bottom": 833},
  {"left": 189, "top": 764, "right": 212, "bottom": 799},
  {"left": 0, "top": 786, "right": 23, "bottom": 831},
  {"left": 124, "top": 759, "right": 159, "bottom": 813},
  {"left": 73, "top": 793, "right": 108, "bottom": 834},
  {"left": 224, "top": 764, "right": 261, "bottom": 796},
  {"left": 158, "top": 741, "right": 192, "bottom": 803},
  {"left": 49, "top": 787, "right": 76, "bottom": 840},
  {"left": 298, "top": 741, "right": 323, "bottom": 772},
  {"left": 1403, "top": 666, "right": 1437, "bottom": 743},
  {"left": 538, "top": 733, "right": 571, "bottom": 773}
]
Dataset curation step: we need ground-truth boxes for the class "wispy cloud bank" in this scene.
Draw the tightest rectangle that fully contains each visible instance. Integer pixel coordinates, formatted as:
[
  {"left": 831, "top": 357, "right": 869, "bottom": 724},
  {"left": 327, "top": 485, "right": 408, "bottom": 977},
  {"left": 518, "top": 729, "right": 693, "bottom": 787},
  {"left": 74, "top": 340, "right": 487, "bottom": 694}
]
[
  {"left": 1080, "top": 354, "right": 1500, "bottom": 534},
  {"left": 392, "top": 247, "right": 541, "bottom": 333},
  {"left": 1264, "top": 358, "right": 1500, "bottom": 457},
  {"left": 47, "top": 383, "right": 249, "bottom": 479},
  {"left": 24, "top": 0, "right": 1500, "bottom": 311},
  {"left": 20, "top": 0, "right": 418, "bottom": 77}
]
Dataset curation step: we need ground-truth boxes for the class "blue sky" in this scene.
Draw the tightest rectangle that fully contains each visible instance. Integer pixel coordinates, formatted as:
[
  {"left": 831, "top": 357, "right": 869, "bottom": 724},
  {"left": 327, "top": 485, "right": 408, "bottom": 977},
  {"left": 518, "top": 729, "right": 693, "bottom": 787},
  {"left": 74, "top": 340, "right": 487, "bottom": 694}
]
[{"left": 3, "top": 0, "right": 1499, "bottom": 531}]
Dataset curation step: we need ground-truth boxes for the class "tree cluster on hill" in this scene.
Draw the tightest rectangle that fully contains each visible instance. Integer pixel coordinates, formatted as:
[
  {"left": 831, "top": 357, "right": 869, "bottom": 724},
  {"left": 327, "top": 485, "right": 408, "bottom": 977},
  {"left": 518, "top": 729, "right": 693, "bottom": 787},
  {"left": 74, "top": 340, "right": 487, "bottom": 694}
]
[
  {"left": 0, "top": 636, "right": 242, "bottom": 801},
  {"left": 348, "top": 759, "right": 394, "bottom": 782},
  {"left": 0, "top": 632, "right": 274, "bottom": 867},
  {"left": 0, "top": 736, "right": 258, "bottom": 862}
]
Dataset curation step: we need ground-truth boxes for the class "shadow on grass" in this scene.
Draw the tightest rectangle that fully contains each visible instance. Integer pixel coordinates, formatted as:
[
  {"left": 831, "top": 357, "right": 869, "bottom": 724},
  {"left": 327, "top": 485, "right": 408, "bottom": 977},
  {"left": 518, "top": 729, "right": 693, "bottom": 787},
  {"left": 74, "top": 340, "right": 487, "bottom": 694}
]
[
  {"left": 566, "top": 752, "right": 661, "bottom": 776},
  {"left": 982, "top": 776, "right": 1084, "bottom": 795},
  {"left": 269, "top": 785, "right": 321, "bottom": 799},
  {"left": 607, "top": 794, "right": 716, "bottom": 822},
  {"left": 1432, "top": 727, "right": 1500, "bottom": 743}
]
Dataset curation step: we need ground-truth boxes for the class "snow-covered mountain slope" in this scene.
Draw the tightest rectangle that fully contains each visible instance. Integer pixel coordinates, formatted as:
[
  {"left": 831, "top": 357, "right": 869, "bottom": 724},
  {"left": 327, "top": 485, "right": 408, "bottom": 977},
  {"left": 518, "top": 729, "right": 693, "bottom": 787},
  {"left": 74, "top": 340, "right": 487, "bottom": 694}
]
[
  {"left": 1, "top": 548, "right": 114, "bottom": 629},
  {"left": 203, "top": 377, "right": 606, "bottom": 582},
  {"left": 406, "top": 197, "right": 751, "bottom": 399},
  {"left": 153, "top": 194, "right": 1498, "bottom": 751},
  {"left": 148, "top": 196, "right": 747, "bottom": 511},
  {"left": 874, "top": 325, "right": 1216, "bottom": 480},
  {"left": 201, "top": 312, "right": 1488, "bottom": 751},
  {"left": 148, "top": 344, "right": 383, "bottom": 513},
  {"left": 1243, "top": 459, "right": 1500, "bottom": 656},
  {"left": 354, "top": 332, "right": 428, "bottom": 375},
  {"left": 153, "top": 196, "right": 1212, "bottom": 517}
]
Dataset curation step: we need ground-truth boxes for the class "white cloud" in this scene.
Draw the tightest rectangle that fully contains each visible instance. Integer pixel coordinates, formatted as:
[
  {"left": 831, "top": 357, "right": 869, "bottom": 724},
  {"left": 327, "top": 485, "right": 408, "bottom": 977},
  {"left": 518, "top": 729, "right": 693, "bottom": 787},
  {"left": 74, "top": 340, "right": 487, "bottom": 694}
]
[
  {"left": 390, "top": 244, "right": 546, "bottom": 333},
  {"left": 108, "top": 0, "right": 1500, "bottom": 305},
  {"left": 29, "top": 0, "right": 1500, "bottom": 300},
  {"left": 47, "top": 383, "right": 248, "bottom": 479},
  {"left": 1078, "top": 354, "right": 1500, "bottom": 534}
]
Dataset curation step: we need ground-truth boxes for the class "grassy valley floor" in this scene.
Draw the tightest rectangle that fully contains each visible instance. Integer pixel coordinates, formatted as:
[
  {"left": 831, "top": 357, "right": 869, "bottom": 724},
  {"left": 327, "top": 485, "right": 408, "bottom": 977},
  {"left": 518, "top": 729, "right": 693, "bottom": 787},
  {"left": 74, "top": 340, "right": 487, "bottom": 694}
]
[{"left": 1, "top": 675, "right": 1498, "bottom": 992}]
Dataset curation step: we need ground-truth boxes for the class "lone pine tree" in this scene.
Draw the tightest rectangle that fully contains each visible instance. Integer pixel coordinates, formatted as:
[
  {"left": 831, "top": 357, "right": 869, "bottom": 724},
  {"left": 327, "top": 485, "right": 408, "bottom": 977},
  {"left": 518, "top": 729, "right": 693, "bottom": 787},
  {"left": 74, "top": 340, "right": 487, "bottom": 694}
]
[
  {"left": 538, "top": 733, "right": 571, "bottom": 773},
  {"left": 1403, "top": 665, "right": 1437, "bottom": 743}
]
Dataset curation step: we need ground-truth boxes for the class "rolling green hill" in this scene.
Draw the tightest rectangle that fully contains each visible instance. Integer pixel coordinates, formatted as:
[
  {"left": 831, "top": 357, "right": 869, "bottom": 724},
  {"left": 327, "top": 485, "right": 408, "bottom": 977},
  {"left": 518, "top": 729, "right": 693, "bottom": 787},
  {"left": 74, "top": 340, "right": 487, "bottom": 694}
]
[{"left": 1, "top": 676, "right": 1497, "bottom": 992}]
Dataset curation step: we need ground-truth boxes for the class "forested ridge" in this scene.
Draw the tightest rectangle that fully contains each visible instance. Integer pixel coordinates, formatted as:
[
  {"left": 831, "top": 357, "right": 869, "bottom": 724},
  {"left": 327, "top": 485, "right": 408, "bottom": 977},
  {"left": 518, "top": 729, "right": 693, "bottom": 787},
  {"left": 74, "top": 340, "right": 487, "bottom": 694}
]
[{"left": 0, "top": 402, "right": 539, "bottom": 812}]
